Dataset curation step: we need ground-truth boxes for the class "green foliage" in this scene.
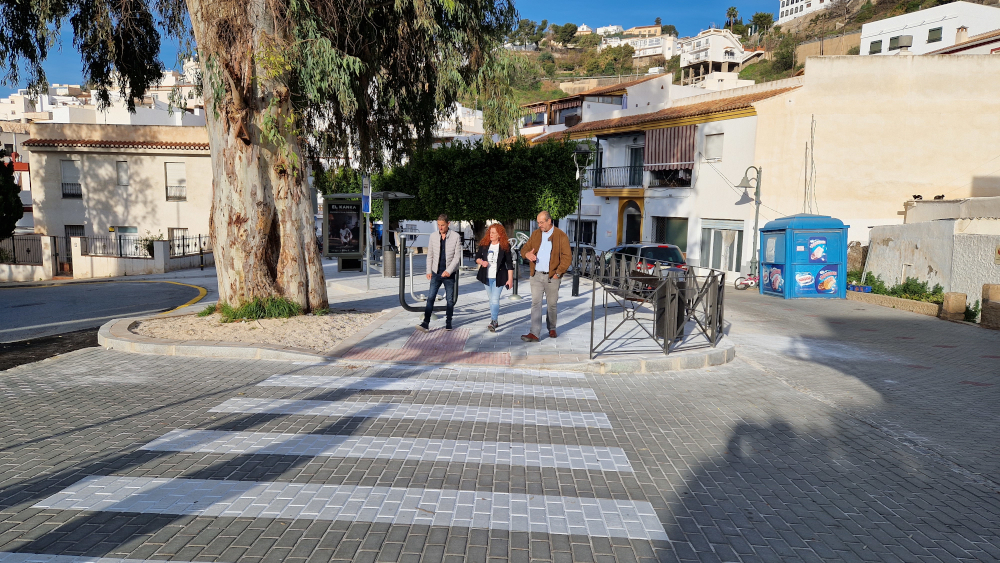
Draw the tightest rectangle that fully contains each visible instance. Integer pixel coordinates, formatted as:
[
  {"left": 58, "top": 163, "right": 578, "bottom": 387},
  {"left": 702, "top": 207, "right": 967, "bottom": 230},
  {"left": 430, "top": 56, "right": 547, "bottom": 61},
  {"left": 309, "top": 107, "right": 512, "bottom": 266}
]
[
  {"left": 846, "top": 271, "right": 945, "bottom": 304},
  {"left": 313, "top": 307, "right": 330, "bottom": 316},
  {"left": 508, "top": 19, "right": 548, "bottom": 45},
  {"left": 655, "top": 17, "right": 662, "bottom": 26},
  {"left": 551, "top": 23, "right": 578, "bottom": 46},
  {"left": 751, "top": 12, "right": 775, "bottom": 33},
  {"left": 197, "top": 304, "right": 217, "bottom": 317},
  {"left": 726, "top": 7, "right": 740, "bottom": 30},
  {"left": 0, "top": 152, "right": 22, "bottom": 240},
  {"left": 855, "top": 1, "right": 876, "bottom": 22},
  {"left": 772, "top": 35, "right": 798, "bottom": 72},
  {"left": 218, "top": 297, "right": 303, "bottom": 323},
  {"left": 313, "top": 166, "right": 384, "bottom": 220},
  {"left": 381, "top": 139, "right": 582, "bottom": 224},
  {"left": 573, "top": 33, "right": 602, "bottom": 49},
  {"left": 661, "top": 24, "right": 678, "bottom": 37},
  {"left": 965, "top": 300, "right": 981, "bottom": 323},
  {"left": 847, "top": 45, "right": 861, "bottom": 55},
  {"left": 585, "top": 44, "right": 635, "bottom": 75},
  {"left": 538, "top": 52, "right": 555, "bottom": 63},
  {"left": 738, "top": 59, "right": 798, "bottom": 83},
  {"left": 139, "top": 230, "right": 163, "bottom": 258}
]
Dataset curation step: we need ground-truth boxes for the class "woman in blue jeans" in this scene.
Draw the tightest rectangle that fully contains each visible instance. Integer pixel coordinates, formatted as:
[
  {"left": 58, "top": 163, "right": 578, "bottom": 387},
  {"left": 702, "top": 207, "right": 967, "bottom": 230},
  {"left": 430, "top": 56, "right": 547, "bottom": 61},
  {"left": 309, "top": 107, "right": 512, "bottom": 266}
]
[{"left": 474, "top": 224, "right": 515, "bottom": 332}]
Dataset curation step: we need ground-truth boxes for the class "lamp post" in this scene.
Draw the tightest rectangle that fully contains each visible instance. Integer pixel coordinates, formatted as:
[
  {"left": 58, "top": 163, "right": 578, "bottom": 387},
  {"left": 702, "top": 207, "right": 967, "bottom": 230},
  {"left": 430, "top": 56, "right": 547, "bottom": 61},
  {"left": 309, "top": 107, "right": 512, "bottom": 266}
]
[
  {"left": 571, "top": 146, "right": 591, "bottom": 297},
  {"left": 736, "top": 166, "right": 763, "bottom": 276}
]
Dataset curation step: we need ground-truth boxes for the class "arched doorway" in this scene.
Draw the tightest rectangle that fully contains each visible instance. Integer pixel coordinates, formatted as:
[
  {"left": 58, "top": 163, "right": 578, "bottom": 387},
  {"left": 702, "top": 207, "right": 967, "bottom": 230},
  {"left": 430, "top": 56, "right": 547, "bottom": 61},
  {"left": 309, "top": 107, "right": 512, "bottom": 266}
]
[{"left": 619, "top": 200, "right": 643, "bottom": 244}]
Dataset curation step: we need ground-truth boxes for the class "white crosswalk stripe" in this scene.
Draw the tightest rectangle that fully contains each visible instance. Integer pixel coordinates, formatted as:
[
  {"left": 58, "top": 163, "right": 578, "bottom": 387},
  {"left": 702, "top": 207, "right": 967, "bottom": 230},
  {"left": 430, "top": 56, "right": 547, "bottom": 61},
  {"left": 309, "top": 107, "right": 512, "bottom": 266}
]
[
  {"left": 210, "top": 398, "right": 614, "bottom": 428},
  {"left": 34, "top": 476, "right": 668, "bottom": 541},
  {"left": 259, "top": 374, "right": 600, "bottom": 399},
  {"left": 140, "top": 429, "right": 635, "bottom": 472}
]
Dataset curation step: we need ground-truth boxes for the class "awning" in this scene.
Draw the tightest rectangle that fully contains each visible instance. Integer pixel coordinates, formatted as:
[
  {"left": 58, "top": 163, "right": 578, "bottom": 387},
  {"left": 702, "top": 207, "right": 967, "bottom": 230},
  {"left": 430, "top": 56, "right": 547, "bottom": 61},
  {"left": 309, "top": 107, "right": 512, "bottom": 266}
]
[
  {"left": 522, "top": 104, "right": 547, "bottom": 115},
  {"left": 551, "top": 99, "right": 582, "bottom": 111},
  {"left": 643, "top": 125, "right": 696, "bottom": 171}
]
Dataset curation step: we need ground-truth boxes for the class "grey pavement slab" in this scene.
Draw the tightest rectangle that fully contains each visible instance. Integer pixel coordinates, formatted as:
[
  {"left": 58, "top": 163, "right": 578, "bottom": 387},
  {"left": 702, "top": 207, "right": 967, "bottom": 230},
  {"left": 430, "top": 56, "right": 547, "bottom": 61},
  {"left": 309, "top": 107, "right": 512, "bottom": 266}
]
[{"left": 0, "top": 290, "right": 998, "bottom": 562}]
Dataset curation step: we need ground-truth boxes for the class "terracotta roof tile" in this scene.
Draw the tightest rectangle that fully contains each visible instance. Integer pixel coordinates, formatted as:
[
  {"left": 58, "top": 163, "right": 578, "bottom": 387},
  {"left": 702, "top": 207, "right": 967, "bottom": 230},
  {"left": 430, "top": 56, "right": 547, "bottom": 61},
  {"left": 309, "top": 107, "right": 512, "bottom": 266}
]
[
  {"left": 22, "top": 139, "right": 210, "bottom": 150},
  {"left": 532, "top": 86, "right": 800, "bottom": 143}
]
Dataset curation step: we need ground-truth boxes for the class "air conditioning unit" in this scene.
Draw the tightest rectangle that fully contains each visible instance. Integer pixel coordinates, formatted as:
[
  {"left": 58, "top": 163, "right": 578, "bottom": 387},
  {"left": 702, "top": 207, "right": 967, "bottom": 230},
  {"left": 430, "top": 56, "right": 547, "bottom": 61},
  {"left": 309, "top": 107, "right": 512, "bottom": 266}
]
[{"left": 564, "top": 114, "right": 583, "bottom": 128}]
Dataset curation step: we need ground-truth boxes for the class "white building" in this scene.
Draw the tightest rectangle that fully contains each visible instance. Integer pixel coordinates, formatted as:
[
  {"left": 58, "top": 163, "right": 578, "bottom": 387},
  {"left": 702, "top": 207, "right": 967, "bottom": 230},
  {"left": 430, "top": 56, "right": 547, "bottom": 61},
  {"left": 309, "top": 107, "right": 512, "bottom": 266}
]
[
  {"left": 600, "top": 36, "right": 678, "bottom": 59},
  {"left": 596, "top": 25, "right": 625, "bottom": 36},
  {"left": 519, "top": 74, "right": 704, "bottom": 141},
  {"left": 577, "top": 24, "right": 593, "bottom": 35},
  {"left": 531, "top": 82, "right": 801, "bottom": 274},
  {"left": 778, "top": 0, "right": 831, "bottom": 25},
  {"left": 677, "top": 29, "right": 756, "bottom": 90},
  {"left": 860, "top": 1, "right": 1000, "bottom": 56}
]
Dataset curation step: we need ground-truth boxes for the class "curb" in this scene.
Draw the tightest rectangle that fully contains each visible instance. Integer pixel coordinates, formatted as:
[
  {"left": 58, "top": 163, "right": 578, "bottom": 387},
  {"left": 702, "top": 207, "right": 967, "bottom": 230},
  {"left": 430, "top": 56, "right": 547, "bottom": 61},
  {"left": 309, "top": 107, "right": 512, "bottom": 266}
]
[{"left": 98, "top": 313, "right": 737, "bottom": 373}]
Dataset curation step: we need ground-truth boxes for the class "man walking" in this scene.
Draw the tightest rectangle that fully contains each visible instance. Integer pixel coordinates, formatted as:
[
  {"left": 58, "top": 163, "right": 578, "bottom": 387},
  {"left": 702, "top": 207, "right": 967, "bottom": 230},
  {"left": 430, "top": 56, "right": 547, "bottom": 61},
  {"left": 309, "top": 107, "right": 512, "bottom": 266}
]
[
  {"left": 418, "top": 214, "right": 462, "bottom": 332},
  {"left": 520, "top": 210, "right": 572, "bottom": 342}
]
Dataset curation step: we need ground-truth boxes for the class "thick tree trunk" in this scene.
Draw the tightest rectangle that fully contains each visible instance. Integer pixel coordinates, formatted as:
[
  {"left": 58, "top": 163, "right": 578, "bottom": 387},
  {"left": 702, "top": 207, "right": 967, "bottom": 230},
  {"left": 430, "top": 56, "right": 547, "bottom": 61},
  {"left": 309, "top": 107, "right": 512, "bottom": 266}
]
[{"left": 187, "top": 0, "right": 328, "bottom": 311}]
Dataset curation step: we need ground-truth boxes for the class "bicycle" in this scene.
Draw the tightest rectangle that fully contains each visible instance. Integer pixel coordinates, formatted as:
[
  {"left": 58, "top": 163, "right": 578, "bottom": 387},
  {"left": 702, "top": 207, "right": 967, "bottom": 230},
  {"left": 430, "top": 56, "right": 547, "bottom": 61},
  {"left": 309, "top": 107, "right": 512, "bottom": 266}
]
[{"left": 734, "top": 274, "right": 759, "bottom": 290}]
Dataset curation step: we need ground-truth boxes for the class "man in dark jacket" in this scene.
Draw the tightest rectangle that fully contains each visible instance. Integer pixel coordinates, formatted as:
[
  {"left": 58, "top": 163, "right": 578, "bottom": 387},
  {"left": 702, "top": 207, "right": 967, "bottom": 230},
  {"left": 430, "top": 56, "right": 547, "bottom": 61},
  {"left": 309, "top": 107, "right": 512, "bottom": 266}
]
[{"left": 519, "top": 210, "right": 572, "bottom": 342}]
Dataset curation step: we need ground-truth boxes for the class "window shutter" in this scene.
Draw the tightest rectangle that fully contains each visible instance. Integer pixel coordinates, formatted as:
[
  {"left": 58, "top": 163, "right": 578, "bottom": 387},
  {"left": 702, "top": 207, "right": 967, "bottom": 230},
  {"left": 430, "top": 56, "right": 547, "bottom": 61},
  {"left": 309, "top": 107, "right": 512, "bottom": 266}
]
[
  {"left": 61, "top": 160, "right": 80, "bottom": 183},
  {"left": 165, "top": 162, "right": 186, "bottom": 187},
  {"left": 705, "top": 134, "right": 724, "bottom": 160},
  {"left": 116, "top": 161, "right": 129, "bottom": 185}
]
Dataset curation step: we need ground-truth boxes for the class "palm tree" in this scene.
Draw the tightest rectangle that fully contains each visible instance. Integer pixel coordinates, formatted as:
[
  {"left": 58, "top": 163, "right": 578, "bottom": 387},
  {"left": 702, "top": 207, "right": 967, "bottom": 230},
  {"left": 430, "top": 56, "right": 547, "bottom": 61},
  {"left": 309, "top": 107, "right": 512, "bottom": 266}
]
[{"left": 726, "top": 7, "right": 739, "bottom": 31}]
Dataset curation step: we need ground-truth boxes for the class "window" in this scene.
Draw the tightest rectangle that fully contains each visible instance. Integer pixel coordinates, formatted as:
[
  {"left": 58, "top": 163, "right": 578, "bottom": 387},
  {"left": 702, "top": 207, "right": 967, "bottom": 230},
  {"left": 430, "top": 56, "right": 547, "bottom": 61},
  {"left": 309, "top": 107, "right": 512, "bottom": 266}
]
[
  {"left": 652, "top": 217, "right": 688, "bottom": 251},
  {"left": 927, "top": 27, "right": 942, "bottom": 43},
  {"left": 165, "top": 162, "right": 187, "bottom": 201},
  {"left": 583, "top": 95, "right": 623, "bottom": 105},
  {"left": 704, "top": 133, "right": 724, "bottom": 161},
  {"left": 522, "top": 111, "right": 545, "bottom": 126},
  {"left": 555, "top": 106, "right": 581, "bottom": 125},
  {"left": 60, "top": 160, "right": 82, "bottom": 198},
  {"left": 888, "top": 36, "right": 901, "bottom": 50},
  {"left": 64, "top": 225, "right": 85, "bottom": 240},
  {"left": 113, "top": 226, "right": 138, "bottom": 234},
  {"left": 869, "top": 40, "right": 883, "bottom": 54},
  {"left": 700, "top": 225, "right": 744, "bottom": 272},
  {"left": 566, "top": 220, "right": 597, "bottom": 246},
  {"left": 116, "top": 161, "right": 129, "bottom": 186}
]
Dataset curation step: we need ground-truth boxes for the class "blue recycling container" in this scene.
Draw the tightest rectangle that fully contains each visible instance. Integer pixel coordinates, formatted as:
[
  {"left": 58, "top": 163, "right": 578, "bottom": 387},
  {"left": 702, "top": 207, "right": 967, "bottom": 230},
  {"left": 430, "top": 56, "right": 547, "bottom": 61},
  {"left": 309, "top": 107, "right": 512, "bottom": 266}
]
[{"left": 758, "top": 214, "right": 849, "bottom": 299}]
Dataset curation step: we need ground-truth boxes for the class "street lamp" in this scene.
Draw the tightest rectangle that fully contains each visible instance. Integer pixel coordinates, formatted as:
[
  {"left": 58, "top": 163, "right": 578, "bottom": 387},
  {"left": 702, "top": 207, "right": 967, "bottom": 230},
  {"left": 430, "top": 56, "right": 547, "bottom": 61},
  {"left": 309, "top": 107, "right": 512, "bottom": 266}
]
[
  {"left": 736, "top": 166, "right": 763, "bottom": 276},
  {"left": 571, "top": 145, "right": 592, "bottom": 297}
]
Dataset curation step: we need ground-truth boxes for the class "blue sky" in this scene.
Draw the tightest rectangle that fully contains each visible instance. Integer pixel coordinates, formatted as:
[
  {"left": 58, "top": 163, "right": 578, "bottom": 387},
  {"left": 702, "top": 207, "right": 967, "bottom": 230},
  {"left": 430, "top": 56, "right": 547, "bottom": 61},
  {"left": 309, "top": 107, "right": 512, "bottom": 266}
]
[{"left": 3, "top": 0, "right": 776, "bottom": 96}]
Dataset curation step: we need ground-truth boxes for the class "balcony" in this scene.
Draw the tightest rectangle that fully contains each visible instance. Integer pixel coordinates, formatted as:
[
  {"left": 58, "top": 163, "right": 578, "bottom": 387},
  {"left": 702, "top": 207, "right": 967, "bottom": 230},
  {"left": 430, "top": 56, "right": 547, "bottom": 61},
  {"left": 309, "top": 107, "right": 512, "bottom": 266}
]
[
  {"left": 166, "top": 185, "right": 187, "bottom": 201},
  {"left": 587, "top": 166, "right": 644, "bottom": 188},
  {"left": 61, "top": 182, "right": 82, "bottom": 198}
]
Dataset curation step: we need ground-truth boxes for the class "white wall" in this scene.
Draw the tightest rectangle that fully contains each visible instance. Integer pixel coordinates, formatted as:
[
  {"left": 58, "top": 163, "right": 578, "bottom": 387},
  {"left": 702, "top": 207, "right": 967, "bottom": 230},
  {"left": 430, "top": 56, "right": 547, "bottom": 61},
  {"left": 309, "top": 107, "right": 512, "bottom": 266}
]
[
  {"left": 778, "top": 0, "right": 830, "bottom": 24},
  {"left": 861, "top": 1, "right": 1000, "bottom": 56}
]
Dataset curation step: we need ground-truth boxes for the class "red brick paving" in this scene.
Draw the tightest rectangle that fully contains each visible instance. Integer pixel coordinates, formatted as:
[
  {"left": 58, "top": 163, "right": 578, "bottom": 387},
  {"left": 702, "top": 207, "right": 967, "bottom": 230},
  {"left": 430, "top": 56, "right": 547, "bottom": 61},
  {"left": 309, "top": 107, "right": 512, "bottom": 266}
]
[{"left": 404, "top": 328, "right": 470, "bottom": 352}]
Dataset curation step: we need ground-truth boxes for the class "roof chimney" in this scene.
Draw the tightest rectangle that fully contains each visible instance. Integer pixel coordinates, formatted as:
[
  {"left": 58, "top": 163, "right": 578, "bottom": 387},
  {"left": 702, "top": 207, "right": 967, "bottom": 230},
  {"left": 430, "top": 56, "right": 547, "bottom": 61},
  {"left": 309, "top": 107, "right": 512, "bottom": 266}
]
[{"left": 956, "top": 26, "right": 969, "bottom": 44}]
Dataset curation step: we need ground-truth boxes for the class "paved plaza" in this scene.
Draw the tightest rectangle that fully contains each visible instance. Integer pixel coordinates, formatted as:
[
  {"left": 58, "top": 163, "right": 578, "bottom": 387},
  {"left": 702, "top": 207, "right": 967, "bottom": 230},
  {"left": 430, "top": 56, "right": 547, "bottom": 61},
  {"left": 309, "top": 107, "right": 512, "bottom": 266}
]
[{"left": 0, "top": 286, "right": 999, "bottom": 562}]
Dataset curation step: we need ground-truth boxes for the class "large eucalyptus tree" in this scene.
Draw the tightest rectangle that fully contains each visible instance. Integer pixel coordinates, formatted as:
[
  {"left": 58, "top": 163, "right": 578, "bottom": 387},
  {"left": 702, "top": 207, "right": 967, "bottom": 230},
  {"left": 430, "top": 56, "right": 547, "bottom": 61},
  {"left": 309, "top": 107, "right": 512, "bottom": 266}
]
[{"left": 0, "top": 0, "right": 518, "bottom": 310}]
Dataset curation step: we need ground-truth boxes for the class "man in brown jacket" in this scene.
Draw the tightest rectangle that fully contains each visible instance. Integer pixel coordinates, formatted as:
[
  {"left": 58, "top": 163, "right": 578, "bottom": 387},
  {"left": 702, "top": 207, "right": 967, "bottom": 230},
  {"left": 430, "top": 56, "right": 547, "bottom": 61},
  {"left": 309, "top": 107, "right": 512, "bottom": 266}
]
[{"left": 520, "top": 210, "right": 572, "bottom": 342}]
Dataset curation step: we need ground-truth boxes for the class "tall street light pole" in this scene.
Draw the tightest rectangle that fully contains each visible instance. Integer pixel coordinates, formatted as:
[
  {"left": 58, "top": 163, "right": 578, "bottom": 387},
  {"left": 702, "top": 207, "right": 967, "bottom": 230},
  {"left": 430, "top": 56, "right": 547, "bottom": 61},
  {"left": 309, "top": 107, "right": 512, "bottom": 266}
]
[
  {"left": 737, "top": 166, "right": 763, "bottom": 276},
  {"left": 571, "top": 147, "right": 589, "bottom": 297}
]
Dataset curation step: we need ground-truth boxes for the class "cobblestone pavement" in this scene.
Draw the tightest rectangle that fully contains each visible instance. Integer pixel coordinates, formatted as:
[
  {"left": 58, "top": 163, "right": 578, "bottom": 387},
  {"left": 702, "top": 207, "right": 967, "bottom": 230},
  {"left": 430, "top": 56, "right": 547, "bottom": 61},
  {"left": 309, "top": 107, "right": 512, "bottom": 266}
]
[{"left": 0, "top": 291, "right": 999, "bottom": 562}]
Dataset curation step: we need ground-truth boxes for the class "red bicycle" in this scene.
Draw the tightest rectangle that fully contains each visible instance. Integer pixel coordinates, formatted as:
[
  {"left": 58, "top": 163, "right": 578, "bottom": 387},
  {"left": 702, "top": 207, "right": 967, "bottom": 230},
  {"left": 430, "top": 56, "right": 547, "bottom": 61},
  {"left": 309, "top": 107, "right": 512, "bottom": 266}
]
[{"left": 734, "top": 274, "right": 759, "bottom": 290}]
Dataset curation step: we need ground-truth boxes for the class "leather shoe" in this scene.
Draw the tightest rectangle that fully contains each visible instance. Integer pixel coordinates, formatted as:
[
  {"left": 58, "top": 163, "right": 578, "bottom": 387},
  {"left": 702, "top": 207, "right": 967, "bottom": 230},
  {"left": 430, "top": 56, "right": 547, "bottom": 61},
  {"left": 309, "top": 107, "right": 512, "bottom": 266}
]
[
  {"left": 520, "top": 333, "right": 540, "bottom": 342},
  {"left": 549, "top": 329, "right": 557, "bottom": 338}
]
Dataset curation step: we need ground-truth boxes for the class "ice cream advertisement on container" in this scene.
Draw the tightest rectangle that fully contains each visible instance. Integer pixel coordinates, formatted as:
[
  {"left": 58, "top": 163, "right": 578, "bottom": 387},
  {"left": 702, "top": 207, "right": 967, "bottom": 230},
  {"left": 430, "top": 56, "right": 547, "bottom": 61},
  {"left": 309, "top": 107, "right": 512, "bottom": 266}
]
[
  {"left": 808, "top": 237, "right": 828, "bottom": 263},
  {"left": 762, "top": 264, "right": 784, "bottom": 294},
  {"left": 792, "top": 264, "right": 839, "bottom": 296}
]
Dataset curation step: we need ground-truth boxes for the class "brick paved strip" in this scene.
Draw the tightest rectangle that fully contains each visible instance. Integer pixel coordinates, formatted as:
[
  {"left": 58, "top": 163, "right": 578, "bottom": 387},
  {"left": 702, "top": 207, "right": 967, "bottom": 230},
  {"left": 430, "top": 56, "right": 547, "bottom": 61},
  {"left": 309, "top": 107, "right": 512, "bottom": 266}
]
[
  {"left": 35, "top": 475, "right": 668, "bottom": 541},
  {"left": 341, "top": 347, "right": 511, "bottom": 365},
  {"left": 0, "top": 555, "right": 209, "bottom": 563},
  {"left": 210, "top": 398, "right": 613, "bottom": 428},
  {"left": 292, "top": 362, "right": 589, "bottom": 379},
  {"left": 140, "top": 429, "right": 634, "bottom": 472},
  {"left": 259, "top": 375, "right": 599, "bottom": 400}
]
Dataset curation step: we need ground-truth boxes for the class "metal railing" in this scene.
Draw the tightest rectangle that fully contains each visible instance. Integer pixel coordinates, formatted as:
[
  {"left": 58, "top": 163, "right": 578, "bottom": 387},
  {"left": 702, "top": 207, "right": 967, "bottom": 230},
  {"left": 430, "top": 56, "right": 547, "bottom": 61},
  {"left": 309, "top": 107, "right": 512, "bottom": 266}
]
[
  {"left": 166, "top": 185, "right": 187, "bottom": 201},
  {"left": 0, "top": 235, "right": 43, "bottom": 265},
  {"left": 589, "top": 166, "right": 644, "bottom": 188},
  {"left": 169, "top": 235, "right": 212, "bottom": 257},
  {"left": 584, "top": 251, "right": 725, "bottom": 359},
  {"left": 61, "top": 182, "right": 82, "bottom": 198},
  {"left": 84, "top": 236, "right": 152, "bottom": 258}
]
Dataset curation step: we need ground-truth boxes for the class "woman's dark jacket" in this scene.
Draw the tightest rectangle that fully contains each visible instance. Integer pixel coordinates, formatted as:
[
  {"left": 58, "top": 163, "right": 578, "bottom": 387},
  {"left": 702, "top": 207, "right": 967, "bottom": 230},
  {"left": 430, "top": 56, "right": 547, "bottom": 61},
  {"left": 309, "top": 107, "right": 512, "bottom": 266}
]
[{"left": 475, "top": 244, "right": 514, "bottom": 286}]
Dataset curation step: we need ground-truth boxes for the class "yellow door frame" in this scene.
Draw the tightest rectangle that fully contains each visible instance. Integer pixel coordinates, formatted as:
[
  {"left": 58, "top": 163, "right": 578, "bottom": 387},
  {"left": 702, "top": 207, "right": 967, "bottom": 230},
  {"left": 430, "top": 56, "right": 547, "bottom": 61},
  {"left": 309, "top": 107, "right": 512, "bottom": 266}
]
[{"left": 617, "top": 198, "right": 645, "bottom": 245}]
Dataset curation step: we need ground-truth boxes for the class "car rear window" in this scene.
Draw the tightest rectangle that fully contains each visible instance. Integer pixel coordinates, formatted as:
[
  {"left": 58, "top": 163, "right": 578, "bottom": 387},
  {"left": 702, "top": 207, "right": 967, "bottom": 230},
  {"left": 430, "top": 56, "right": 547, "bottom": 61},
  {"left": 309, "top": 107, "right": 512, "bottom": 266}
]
[{"left": 640, "top": 246, "right": 685, "bottom": 264}]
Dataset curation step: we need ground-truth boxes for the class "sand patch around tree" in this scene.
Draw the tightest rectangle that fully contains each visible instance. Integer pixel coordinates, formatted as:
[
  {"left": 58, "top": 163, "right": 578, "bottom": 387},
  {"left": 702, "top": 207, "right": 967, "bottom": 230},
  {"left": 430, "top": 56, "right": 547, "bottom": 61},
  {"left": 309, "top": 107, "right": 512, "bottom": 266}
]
[{"left": 131, "top": 309, "right": 386, "bottom": 354}]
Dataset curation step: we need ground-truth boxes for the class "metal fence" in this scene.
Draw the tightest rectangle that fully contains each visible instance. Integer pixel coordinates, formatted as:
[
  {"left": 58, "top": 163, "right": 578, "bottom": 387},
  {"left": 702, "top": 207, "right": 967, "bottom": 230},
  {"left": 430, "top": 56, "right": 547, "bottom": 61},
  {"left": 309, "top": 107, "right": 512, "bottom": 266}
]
[
  {"left": 169, "top": 235, "right": 212, "bottom": 257},
  {"left": 0, "top": 235, "right": 43, "bottom": 265},
  {"left": 83, "top": 236, "right": 152, "bottom": 258},
  {"left": 588, "top": 166, "right": 644, "bottom": 188},
  {"left": 583, "top": 251, "right": 726, "bottom": 359}
]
